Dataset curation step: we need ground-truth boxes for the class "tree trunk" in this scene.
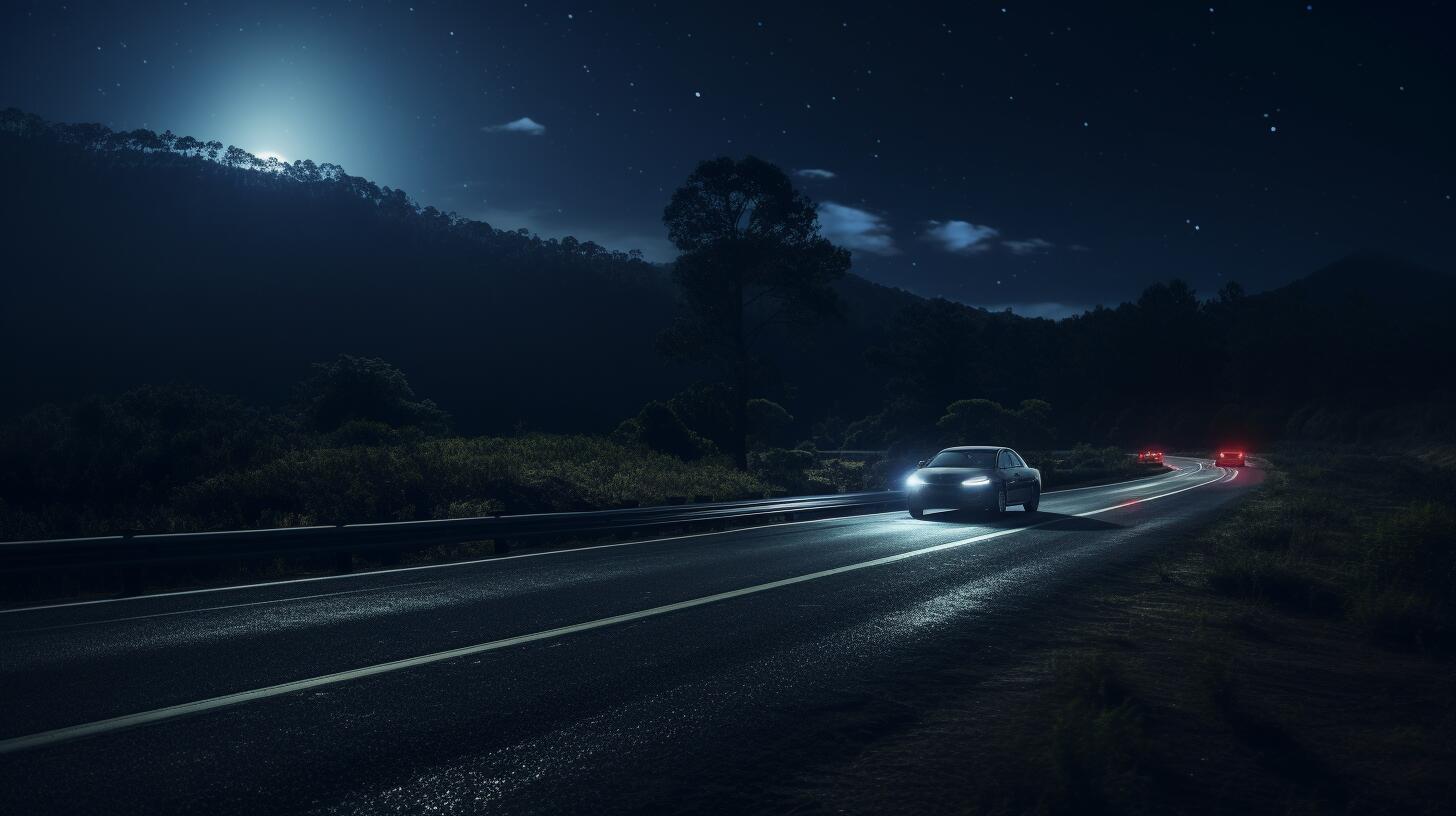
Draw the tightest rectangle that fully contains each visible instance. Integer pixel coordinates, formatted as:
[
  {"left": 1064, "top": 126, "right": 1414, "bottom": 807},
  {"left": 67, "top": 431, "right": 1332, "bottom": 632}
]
[
  {"left": 732, "top": 276, "right": 750, "bottom": 471},
  {"left": 733, "top": 362, "right": 749, "bottom": 471}
]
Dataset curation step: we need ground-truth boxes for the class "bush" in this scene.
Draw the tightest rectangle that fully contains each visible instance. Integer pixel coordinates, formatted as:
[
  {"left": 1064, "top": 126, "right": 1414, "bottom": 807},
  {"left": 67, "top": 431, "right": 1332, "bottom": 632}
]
[
  {"left": 296, "top": 355, "right": 449, "bottom": 434},
  {"left": 174, "top": 434, "right": 767, "bottom": 530},
  {"left": 613, "top": 401, "right": 719, "bottom": 461},
  {"left": 1040, "top": 652, "right": 1149, "bottom": 815},
  {"left": 666, "top": 382, "right": 737, "bottom": 452},
  {"left": 1033, "top": 444, "right": 1151, "bottom": 489},
  {"left": 936, "top": 397, "right": 1055, "bottom": 451},
  {"left": 751, "top": 445, "right": 821, "bottom": 489},
  {"left": 1350, "top": 590, "right": 1452, "bottom": 651},
  {"left": 1207, "top": 548, "right": 1341, "bottom": 614},
  {"left": 1362, "top": 502, "right": 1456, "bottom": 604},
  {"left": 746, "top": 398, "right": 794, "bottom": 450},
  {"left": 804, "top": 458, "right": 869, "bottom": 493}
]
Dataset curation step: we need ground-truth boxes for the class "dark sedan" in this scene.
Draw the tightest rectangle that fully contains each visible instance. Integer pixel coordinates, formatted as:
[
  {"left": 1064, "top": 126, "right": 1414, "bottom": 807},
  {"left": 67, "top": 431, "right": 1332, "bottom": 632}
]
[{"left": 905, "top": 446, "right": 1042, "bottom": 518}]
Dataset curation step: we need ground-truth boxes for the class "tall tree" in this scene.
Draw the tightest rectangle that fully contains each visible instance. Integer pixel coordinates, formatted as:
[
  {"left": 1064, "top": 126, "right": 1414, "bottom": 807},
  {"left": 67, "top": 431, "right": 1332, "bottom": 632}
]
[{"left": 660, "top": 156, "right": 851, "bottom": 468}]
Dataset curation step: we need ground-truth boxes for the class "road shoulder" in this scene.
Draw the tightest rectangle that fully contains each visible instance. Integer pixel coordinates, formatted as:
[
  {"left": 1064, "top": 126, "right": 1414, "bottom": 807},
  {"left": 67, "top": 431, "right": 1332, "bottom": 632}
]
[{"left": 780, "top": 455, "right": 1456, "bottom": 814}]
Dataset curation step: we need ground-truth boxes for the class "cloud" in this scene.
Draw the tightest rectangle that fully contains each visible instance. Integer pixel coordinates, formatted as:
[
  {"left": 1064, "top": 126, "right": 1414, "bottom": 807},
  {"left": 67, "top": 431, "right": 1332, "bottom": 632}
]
[
  {"left": 1069, "top": 243, "right": 1091, "bottom": 252},
  {"left": 794, "top": 168, "right": 837, "bottom": 180},
  {"left": 1002, "top": 238, "right": 1054, "bottom": 255},
  {"left": 924, "top": 220, "right": 1000, "bottom": 254},
  {"left": 817, "top": 202, "right": 898, "bottom": 255},
  {"left": 484, "top": 116, "right": 546, "bottom": 136}
]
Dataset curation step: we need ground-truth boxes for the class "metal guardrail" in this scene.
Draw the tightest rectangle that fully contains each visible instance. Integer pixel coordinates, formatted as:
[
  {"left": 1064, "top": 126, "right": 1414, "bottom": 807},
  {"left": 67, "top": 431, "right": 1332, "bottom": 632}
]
[{"left": 0, "top": 491, "right": 907, "bottom": 573}]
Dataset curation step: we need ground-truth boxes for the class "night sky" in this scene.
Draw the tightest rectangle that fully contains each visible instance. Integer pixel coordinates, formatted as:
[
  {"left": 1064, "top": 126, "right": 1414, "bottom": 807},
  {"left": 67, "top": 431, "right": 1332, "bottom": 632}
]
[{"left": 3, "top": 1, "right": 1452, "bottom": 317}]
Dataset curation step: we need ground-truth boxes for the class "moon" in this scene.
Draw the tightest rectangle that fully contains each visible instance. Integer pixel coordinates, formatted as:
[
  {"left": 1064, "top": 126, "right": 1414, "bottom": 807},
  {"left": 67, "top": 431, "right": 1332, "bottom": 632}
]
[{"left": 256, "top": 150, "right": 288, "bottom": 163}]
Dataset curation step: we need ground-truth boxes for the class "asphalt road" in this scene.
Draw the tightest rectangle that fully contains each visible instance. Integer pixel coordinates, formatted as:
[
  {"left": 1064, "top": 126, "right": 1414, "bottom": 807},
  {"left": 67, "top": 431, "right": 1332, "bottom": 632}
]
[{"left": 0, "top": 457, "right": 1260, "bottom": 814}]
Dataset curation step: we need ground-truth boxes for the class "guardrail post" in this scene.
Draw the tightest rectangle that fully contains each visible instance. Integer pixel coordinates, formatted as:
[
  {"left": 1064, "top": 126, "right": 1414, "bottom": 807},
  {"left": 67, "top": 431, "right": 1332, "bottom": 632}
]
[{"left": 116, "top": 530, "right": 149, "bottom": 596}]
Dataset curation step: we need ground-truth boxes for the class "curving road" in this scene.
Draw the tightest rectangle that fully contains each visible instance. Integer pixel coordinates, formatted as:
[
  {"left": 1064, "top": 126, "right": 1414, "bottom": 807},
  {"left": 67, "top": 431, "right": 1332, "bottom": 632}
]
[{"left": 0, "top": 457, "right": 1259, "bottom": 814}]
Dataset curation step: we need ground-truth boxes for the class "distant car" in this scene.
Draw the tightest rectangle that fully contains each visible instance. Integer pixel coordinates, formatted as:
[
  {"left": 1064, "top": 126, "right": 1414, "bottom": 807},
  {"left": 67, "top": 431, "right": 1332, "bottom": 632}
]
[
  {"left": 905, "top": 446, "right": 1042, "bottom": 518},
  {"left": 1215, "top": 450, "right": 1246, "bottom": 467},
  {"left": 1137, "top": 450, "right": 1164, "bottom": 463}
]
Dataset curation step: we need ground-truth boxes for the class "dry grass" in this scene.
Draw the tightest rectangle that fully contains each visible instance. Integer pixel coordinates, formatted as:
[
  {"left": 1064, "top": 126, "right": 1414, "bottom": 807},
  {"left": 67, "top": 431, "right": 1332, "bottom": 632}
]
[{"left": 776, "top": 448, "right": 1456, "bottom": 815}]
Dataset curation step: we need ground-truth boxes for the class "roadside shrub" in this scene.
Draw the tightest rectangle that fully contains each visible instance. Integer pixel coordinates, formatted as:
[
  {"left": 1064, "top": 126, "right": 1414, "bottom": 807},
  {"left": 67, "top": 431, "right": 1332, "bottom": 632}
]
[
  {"left": 666, "top": 382, "right": 736, "bottom": 452},
  {"left": 296, "top": 354, "right": 450, "bottom": 434},
  {"left": 1362, "top": 502, "right": 1456, "bottom": 604},
  {"left": 324, "top": 419, "right": 416, "bottom": 447},
  {"left": 868, "top": 456, "right": 918, "bottom": 491},
  {"left": 803, "top": 458, "right": 869, "bottom": 493},
  {"left": 1040, "top": 652, "right": 1149, "bottom": 815},
  {"left": 1207, "top": 548, "right": 1342, "bottom": 614},
  {"left": 1035, "top": 444, "right": 1152, "bottom": 489},
  {"left": 173, "top": 434, "right": 767, "bottom": 530},
  {"left": 1350, "top": 590, "right": 1452, "bottom": 652},
  {"left": 748, "top": 447, "right": 819, "bottom": 495},
  {"left": 1242, "top": 515, "right": 1296, "bottom": 551},
  {"left": 613, "top": 401, "right": 719, "bottom": 461},
  {"left": 746, "top": 398, "right": 795, "bottom": 450}
]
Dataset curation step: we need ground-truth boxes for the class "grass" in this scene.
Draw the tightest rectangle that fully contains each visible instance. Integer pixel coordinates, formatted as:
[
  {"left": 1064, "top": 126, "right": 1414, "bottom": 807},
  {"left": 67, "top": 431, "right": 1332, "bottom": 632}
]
[
  {"left": 775, "top": 445, "right": 1456, "bottom": 815},
  {"left": 1201, "top": 452, "right": 1456, "bottom": 650},
  {"left": 1039, "top": 652, "right": 1150, "bottom": 815}
]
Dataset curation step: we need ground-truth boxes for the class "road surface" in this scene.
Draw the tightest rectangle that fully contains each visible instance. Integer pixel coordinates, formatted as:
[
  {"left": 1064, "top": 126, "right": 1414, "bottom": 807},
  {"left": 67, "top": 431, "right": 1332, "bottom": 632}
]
[{"left": 0, "top": 457, "right": 1259, "bottom": 813}]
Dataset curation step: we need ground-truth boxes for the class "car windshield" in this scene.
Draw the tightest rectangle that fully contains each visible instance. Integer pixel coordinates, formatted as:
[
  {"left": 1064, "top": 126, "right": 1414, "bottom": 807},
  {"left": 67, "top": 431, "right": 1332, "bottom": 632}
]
[{"left": 927, "top": 450, "right": 998, "bottom": 468}]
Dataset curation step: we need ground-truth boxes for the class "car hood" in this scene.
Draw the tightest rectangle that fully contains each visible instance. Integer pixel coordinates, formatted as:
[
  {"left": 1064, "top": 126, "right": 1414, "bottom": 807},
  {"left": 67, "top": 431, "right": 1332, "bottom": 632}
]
[{"left": 916, "top": 467, "right": 997, "bottom": 484}]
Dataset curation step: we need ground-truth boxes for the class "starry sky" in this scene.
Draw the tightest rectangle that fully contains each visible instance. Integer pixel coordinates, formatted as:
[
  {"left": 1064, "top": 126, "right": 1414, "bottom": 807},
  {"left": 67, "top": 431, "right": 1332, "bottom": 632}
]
[{"left": 3, "top": 1, "right": 1452, "bottom": 317}]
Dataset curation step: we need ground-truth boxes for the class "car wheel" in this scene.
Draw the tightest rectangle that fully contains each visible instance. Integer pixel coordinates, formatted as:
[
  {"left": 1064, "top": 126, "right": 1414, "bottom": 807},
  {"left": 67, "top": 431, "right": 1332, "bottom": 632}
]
[
  {"left": 908, "top": 503, "right": 924, "bottom": 519},
  {"left": 991, "top": 485, "right": 1007, "bottom": 516},
  {"left": 1023, "top": 487, "right": 1040, "bottom": 513}
]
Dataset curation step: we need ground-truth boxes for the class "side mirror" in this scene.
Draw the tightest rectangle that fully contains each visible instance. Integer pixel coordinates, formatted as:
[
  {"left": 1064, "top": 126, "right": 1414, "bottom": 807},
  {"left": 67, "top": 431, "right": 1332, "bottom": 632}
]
[{"left": 916, "top": 460, "right": 927, "bottom": 468}]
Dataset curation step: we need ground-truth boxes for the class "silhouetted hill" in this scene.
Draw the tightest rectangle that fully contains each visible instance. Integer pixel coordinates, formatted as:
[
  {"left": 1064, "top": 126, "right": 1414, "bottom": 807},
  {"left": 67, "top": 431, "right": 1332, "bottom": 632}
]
[
  {"left": 2, "top": 108, "right": 1452, "bottom": 448},
  {"left": 0, "top": 109, "right": 909, "bottom": 433},
  {"left": 1278, "top": 250, "right": 1455, "bottom": 310}
]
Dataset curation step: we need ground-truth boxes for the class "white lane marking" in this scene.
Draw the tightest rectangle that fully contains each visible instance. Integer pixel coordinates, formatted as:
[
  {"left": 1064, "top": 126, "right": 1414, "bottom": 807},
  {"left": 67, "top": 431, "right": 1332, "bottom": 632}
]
[
  {"left": 6, "top": 582, "right": 438, "bottom": 635},
  {"left": 1045, "top": 458, "right": 1204, "bottom": 494},
  {"left": 0, "top": 468, "right": 1233, "bottom": 755},
  {"left": 4, "top": 465, "right": 1193, "bottom": 617}
]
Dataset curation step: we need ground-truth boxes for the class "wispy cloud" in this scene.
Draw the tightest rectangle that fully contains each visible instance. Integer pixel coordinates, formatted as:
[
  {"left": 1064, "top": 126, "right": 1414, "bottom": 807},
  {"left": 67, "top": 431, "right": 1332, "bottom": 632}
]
[
  {"left": 794, "top": 168, "right": 837, "bottom": 180},
  {"left": 818, "top": 202, "right": 898, "bottom": 255},
  {"left": 924, "top": 220, "right": 1000, "bottom": 254},
  {"left": 1002, "top": 238, "right": 1054, "bottom": 255},
  {"left": 484, "top": 116, "right": 546, "bottom": 136}
]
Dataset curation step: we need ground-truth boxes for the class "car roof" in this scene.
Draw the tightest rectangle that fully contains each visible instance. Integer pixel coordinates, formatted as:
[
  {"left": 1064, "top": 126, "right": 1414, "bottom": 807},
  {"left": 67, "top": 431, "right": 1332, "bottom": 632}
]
[{"left": 938, "top": 445, "right": 1003, "bottom": 452}]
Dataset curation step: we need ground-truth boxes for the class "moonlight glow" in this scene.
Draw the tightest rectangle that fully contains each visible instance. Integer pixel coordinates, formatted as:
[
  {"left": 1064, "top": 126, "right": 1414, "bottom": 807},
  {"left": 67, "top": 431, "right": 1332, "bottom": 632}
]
[{"left": 0, "top": 1, "right": 1449, "bottom": 308}]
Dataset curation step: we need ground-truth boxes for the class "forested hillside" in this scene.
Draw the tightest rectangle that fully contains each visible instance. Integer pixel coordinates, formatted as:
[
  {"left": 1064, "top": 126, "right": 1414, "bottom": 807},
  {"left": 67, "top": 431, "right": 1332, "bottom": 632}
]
[{"left": 3, "top": 107, "right": 1452, "bottom": 455}]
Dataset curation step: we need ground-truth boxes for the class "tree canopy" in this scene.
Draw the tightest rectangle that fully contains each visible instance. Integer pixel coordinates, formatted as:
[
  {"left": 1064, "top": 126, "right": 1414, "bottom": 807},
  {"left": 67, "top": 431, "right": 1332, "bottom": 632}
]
[{"left": 660, "top": 156, "right": 851, "bottom": 467}]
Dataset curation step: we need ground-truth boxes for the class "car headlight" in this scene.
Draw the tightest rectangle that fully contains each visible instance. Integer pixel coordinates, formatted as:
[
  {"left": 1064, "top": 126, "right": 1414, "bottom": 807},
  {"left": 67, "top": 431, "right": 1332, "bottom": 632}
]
[
  {"left": 961, "top": 476, "right": 991, "bottom": 487},
  {"left": 906, "top": 474, "right": 925, "bottom": 487}
]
